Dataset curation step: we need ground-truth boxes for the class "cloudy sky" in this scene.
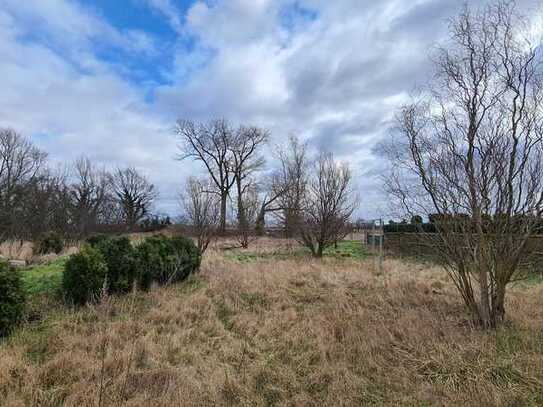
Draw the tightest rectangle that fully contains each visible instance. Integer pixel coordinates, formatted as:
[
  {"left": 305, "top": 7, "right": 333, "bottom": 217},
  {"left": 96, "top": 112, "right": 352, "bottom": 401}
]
[{"left": 0, "top": 0, "right": 541, "bottom": 219}]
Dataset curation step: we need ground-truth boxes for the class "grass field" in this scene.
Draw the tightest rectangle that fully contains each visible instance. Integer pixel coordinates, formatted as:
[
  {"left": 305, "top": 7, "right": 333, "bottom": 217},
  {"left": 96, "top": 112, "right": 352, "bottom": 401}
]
[
  {"left": 20, "top": 257, "right": 67, "bottom": 297},
  {"left": 1, "top": 239, "right": 542, "bottom": 406}
]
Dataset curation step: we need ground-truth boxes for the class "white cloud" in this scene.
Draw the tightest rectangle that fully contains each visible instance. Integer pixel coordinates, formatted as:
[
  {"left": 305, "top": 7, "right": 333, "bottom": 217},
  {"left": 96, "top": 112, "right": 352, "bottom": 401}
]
[
  {"left": 0, "top": 0, "right": 540, "bottom": 219},
  {"left": 0, "top": 2, "right": 188, "bottom": 213},
  {"left": 152, "top": 0, "right": 451, "bottom": 217}
]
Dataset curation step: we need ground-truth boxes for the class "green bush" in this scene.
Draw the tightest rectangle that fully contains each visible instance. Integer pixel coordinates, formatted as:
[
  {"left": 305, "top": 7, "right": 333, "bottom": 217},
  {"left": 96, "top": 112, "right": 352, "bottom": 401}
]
[
  {"left": 134, "top": 235, "right": 201, "bottom": 288},
  {"left": 62, "top": 246, "right": 108, "bottom": 306},
  {"left": 134, "top": 239, "right": 163, "bottom": 291},
  {"left": 0, "top": 261, "right": 25, "bottom": 337},
  {"left": 96, "top": 237, "right": 137, "bottom": 294},
  {"left": 170, "top": 236, "right": 201, "bottom": 280},
  {"left": 37, "top": 231, "right": 64, "bottom": 255}
]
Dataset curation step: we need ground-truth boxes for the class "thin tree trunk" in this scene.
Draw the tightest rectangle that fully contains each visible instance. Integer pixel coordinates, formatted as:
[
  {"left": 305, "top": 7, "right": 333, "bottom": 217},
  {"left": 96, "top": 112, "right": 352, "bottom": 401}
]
[
  {"left": 316, "top": 244, "right": 324, "bottom": 258},
  {"left": 219, "top": 192, "right": 227, "bottom": 234},
  {"left": 492, "top": 282, "right": 506, "bottom": 326},
  {"left": 255, "top": 204, "right": 266, "bottom": 236}
]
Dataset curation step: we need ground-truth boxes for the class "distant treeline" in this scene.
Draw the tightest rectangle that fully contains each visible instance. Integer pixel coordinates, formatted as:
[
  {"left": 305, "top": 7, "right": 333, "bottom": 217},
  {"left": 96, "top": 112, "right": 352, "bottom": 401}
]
[{"left": 0, "top": 128, "right": 167, "bottom": 243}]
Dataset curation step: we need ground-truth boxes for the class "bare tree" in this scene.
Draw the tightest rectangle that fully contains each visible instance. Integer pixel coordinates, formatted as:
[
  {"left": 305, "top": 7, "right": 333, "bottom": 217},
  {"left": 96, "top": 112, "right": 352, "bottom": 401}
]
[
  {"left": 230, "top": 126, "right": 268, "bottom": 247},
  {"left": 254, "top": 178, "right": 286, "bottom": 236},
  {"left": 0, "top": 129, "right": 47, "bottom": 241},
  {"left": 21, "top": 167, "right": 72, "bottom": 239},
  {"left": 110, "top": 167, "right": 157, "bottom": 229},
  {"left": 385, "top": 1, "right": 543, "bottom": 327},
  {"left": 235, "top": 182, "right": 261, "bottom": 248},
  {"left": 267, "top": 136, "right": 309, "bottom": 237},
  {"left": 181, "top": 177, "right": 220, "bottom": 254},
  {"left": 69, "top": 156, "right": 110, "bottom": 237},
  {"left": 298, "top": 152, "right": 356, "bottom": 257},
  {"left": 176, "top": 119, "right": 237, "bottom": 234}
]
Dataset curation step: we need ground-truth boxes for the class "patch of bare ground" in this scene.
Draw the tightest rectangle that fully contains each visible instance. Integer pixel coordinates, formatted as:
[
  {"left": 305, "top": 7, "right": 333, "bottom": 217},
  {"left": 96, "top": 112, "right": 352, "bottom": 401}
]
[{"left": 1, "top": 246, "right": 542, "bottom": 406}]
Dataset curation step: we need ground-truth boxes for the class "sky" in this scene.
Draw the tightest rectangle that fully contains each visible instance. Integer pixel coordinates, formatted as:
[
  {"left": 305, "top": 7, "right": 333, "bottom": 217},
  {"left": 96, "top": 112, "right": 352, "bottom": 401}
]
[{"left": 0, "top": 0, "right": 541, "bottom": 220}]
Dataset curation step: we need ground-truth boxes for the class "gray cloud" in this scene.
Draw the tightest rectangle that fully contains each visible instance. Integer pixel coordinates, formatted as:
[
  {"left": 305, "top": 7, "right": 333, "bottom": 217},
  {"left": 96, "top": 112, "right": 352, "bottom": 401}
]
[{"left": 0, "top": 0, "right": 540, "bottom": 219}]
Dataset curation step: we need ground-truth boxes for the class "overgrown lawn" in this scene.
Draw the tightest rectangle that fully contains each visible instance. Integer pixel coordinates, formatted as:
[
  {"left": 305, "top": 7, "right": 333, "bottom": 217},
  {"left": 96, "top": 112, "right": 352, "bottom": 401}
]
[{"left": 1, "top": 242, "right": 542, "bottom": 406}]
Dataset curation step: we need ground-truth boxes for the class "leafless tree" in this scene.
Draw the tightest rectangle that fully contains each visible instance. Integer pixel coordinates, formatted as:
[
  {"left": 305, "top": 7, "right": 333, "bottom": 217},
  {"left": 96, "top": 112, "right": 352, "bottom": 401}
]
[
  {"left": 230, "top": 126, "right": 268, "bottom": 247},
  {"left": 69, "top": 156, "right": 110, "bottom": 237},
  {"left": 0, "top": 129, "right": 47, "bottom": 241},
  {"left": 110, "top": 167, "right": 157, "bottom": 229},
  {"left": 235, "top": 182, "right": 261, "bottom": 248},
  {"left": 176, "top": 119, "right": 237, "bottom": 234},
  {"left": 267, "top": 136, "right": 309, "bottom": 237},
  {"left": 384, "top": 1, "right": 543, "bottom": 327},
  {"left": 298, "top": 152, "right": 356, "bottom": 257},
  {"left": 181, "top": 177, "right": 220, "bottom": 254},
  {"left": 254, "top": 177, "right": 286, "bottom": 236},
  {"left": 21, "top": 167, "right": 72, "bottom": 239}
]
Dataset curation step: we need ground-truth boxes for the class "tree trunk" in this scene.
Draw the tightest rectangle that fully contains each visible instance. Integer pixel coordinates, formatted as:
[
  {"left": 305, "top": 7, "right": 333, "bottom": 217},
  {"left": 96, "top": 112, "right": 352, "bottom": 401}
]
[
  {"left": 316, "top": 244, "right": 324, "bottom": 258},
  {"left": 255, "top": 204, "right": 266, "bottom": 236},
  {"left": 492, "top": 283, "right": 506, "bottom": 327},
  {"left": 219, "top": 192, "right": 227, "bottom": 234},
  {"left": 478, "top": 265, "right": 491, "bottom": 328},
  {"left": 475, "top": 213, "right": 492, "bottom": 328},
  {"left": 235, "top": 178, "right": 249, "bottom": 248}
]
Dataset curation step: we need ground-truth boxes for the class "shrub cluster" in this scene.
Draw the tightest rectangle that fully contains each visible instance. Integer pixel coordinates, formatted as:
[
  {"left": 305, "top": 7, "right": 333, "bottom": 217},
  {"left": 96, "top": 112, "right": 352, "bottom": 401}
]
[
  {"left": 62, "top": 235, "right": 201, "bottom": 305},
  {"left": 135, "top": 235, "right": 201, "bottom": 289},
  {"left": 96, "top": 237, "right": 137, "bottom": 294},
  {"left": 62, "top": 246, "right": 108, "bottom": 305},
  {"left": 37, "top": 231, "right": 64, "bottom": 255},
  {"left": 0, "top": 261, "right": 26, "bottom": 337}
]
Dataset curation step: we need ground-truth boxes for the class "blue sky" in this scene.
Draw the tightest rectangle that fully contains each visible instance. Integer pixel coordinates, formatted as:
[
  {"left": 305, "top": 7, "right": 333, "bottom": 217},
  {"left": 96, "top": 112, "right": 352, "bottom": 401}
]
[
  {"left": 87, "top": 0, "right": 190, "bottom": 87},
  {"left": 0, "top": 0, "right": 541, "bottom": 218}
]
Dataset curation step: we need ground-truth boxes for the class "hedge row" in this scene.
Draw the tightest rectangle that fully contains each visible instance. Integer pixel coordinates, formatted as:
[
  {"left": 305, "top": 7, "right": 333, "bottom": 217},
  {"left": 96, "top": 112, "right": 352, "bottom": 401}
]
[
  {"left": 62, "top": 235, "right": 201, "bottom": 305},
  {"left": 383, "top": 223, "right": 437, "bottom": 234}
]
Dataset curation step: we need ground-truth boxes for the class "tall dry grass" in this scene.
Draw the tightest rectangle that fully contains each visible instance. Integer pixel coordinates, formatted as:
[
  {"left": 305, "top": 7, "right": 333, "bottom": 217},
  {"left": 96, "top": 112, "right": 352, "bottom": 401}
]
[
  {"left": 0, "top": 241, "right": 34, "bottom": 262},
  {"left": 1, "top": 246, "right": 542, "bottom": 406},
  {"left": 0, "top": 240, "right": 80, "bottom": 264}
]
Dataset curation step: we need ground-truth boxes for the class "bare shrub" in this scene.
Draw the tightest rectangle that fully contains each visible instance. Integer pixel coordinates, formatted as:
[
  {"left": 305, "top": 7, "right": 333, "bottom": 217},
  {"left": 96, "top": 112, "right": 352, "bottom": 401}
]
[
  {"left": 235, "top": 184, "right": 260, "bottom": 248},
  {"left": 231, "top": 126, "right": 268, "bottom": 247},
  {"left": 181, "top": 177, "right": 220, "bottom": 254},
  {"left": 298, "top": 152, "right": 357, "bottom": 257},
  {"left": 262, "top": 136, "right": 309, "bottom": 237},
  {"left": 384, "top": 1, "right": 543, "bottom": 327}
]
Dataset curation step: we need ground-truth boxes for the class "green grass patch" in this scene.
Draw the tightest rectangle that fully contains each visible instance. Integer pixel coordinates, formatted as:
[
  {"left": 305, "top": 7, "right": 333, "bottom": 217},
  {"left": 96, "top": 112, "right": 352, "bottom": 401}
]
[
  {"left": 522, "top": 273, "right": 543, "bottom": 286},
  {"left": 322, "top": 240, "right": 367, "bottom": 259},
  {"left": 226, "top": 240, "right": 368, "bottom": 263},
  {"left": 216, "top": 300, "right": 235, "bottom": 331},
  {"left": 176, "top": 274, "right": 206, "bottom": 294},
  {"left": 226, "top": 250, "right": 306, "bottom": 263},
  {"left": 21, "top": 257, "right": 67, "bottom": 297}
]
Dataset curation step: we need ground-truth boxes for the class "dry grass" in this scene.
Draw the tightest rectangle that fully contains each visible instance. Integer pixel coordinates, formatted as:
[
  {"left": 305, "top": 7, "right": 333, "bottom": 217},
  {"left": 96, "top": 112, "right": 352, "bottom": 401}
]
[
  {"left": 0, "top": 241, "right": 34, "bottom": 262},
  {"left": 1, "top": 241, "right": 542, "bottom": 406},
  {"left": 0, "top": 240, "right": 79, "bottom": 263}
]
